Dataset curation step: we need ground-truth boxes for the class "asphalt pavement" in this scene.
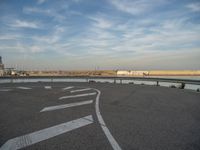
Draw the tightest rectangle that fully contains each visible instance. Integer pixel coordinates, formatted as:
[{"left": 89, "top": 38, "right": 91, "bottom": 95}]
[{"left": 0, "top": 82, "right": 200, "bottom": 150}]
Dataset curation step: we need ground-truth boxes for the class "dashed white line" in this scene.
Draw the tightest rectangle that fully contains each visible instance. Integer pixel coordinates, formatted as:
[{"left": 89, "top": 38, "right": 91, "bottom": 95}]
[
  {"left": 62, "top": 86, "right": 74, "bottom": 91},
  {"left": 94, "top": 89, "right": 122, "bottom": 150},
  {"left": 70, "top": 88, "right": 91, "bottom": 93},
  {"left": 17, "top": 87, "right": 32, "bottom": 90},
  {"left": 40, "top": 100, "right": 93, "bottom": 112},
  {"left": 0, "top": 115, "right": 93, "bottom": 150},
  {"left": 44, "top": 86, "right": 52, "bottom": 89},
  {"left": 59, "top": 92, "right": 96, "bottom": 100}
]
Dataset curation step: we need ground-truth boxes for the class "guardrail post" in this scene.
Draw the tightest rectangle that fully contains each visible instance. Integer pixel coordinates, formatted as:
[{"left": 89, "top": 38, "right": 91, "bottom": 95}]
[
  {"left": 114, "top": 79, "right": 116, "bottom": 84},
  {"left": 179, "top": 82, "right": 185, "bottom": 89},
  {"left": 10, "top": 77, "right": 13, "bottom": 83},
  {"left": 156, "top": 81, "right": 159, "bottom": 86},
  {"left": 120, "top": 79, "right": 122, "bottom": 84}
]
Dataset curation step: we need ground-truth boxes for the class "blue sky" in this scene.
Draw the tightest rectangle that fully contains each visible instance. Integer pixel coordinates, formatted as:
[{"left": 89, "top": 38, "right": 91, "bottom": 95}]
[{"left": 0, "top": 0, "right": 200, "bottom": 70}]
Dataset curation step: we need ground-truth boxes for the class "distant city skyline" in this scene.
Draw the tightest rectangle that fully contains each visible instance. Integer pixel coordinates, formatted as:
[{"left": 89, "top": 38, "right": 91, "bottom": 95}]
[{"left": 0, "top": 0, "right": 200, "bottom": 70}]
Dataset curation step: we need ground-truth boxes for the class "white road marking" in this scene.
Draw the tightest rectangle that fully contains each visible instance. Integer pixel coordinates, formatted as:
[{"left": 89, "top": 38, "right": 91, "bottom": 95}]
[
  {"left": 0, "top": 115, "right": 93, "bottom": 150},
  {"left": 44, "top": 86, "right": 52, "bottom": 89},
  {"left": 62, "top": 86, "right": 74, "bottom": 91},
  {"left": 59, "top": 92, "right": 96, "bottom": 100},
  {"left": 94, "top": 88, "right": 122, "bottom": 150},
  {"left": 0, "top": 89, "right": 12, "bottom": 92},
  {"left": 17, "top": 87, "right": 32, "bottom": 90},
  {"left": 70, "top": 88, "right": 91, "bottom": 93},
  {"left": 40, "top": 100, "right": 93, "bottom": 112}
]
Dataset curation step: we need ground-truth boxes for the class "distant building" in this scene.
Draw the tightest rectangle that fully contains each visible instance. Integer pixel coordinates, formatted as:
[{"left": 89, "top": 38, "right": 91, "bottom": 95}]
[
  {"left": 117, "top": 70, "right": 149, "bottom": 76},
  {"left": 117, "top": 70, "right": 131, "bottom": 76},
  {"left": 130, "top": 71, "right": 149, "bottom": 76},
  {"left": 0, "top": 56, "right": 4, "bottom": 76}
]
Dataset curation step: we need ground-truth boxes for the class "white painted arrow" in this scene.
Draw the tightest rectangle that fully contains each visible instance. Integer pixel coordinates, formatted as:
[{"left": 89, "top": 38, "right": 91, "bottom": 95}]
[
  {"left": 40, "top": 100, "right": 93, "bottom": 112},
  {"left": 0, "top": 115, "right": 93, "bottom": 150}
]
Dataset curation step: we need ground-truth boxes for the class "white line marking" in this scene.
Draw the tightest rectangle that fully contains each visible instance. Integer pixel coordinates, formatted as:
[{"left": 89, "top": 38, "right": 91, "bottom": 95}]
[
  {"left": 40, "top": 100, "right": 93, "bottom": 112},
  {"left": 59, "top": 92, "right": 96, "bottom": 100},
  {"left": 70, "top": 88, "right": 91, "bottom": 93},
  {"left": 94, "top": 88, "right": 122, "bottom": 150},
  {"left": 44, "top": 86, "right": 52, "bottom": 89},
  {"left": 17, "top": 87, "right": 32, "bottom": 90},
  {"left": 0, "top": 89, "right": 12, "bottom": 92},
  {"left": 62, "top": 86, "right": 74, "bottom": 91},
  {"left": 0, "top": 115, "right": 93, "bottom": 150}
]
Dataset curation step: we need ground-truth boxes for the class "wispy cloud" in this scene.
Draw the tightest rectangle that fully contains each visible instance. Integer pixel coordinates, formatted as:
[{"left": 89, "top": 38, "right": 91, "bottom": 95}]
[
  {"left": 9, "top": 20, "right": 41, "bottom": 29},
  {"left": 89, "top": 16, "right": 112, "bottom": 29},
  {"left": 0, "top": 43, "right": 45, "bottom": 54},
  {"left": 23, "top": 7, "right": 51, "bottom": 14},
  {"left": 32, "top": 25, "right": 66, "bottom": 44},
  {"left": 186, "top": 2, "right": 200, "bottom": 12},
  {"left": 0, "top": 34, "right": 21, "bottom": 40},
  {"left": 110, "top": 0, "right": 166, "bottom": 15},
  {"left": 116, "top": 18, "right": 200, "bottom": 52},
  {"left": 37, "top": 0, "right": 47, "bottom": 5},
  {"left": 23, "top": 7, "right": 66, "bottom": 22}
]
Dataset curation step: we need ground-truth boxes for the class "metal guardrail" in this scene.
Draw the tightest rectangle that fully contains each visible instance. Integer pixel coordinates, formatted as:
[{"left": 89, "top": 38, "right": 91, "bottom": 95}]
[{"left": 0, "top": 76, "right": 200, "bottom": 86}]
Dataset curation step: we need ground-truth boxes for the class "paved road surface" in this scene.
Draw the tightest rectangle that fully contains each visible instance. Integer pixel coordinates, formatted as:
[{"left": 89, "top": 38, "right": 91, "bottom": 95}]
[{"left": 0, "top": 82, "right": 200, "bottom": 150}]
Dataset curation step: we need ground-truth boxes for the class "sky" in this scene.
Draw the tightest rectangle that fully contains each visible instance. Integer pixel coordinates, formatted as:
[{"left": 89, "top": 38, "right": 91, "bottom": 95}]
[{"left": 0, "top": 0, "right": 200, "bottom": 70}]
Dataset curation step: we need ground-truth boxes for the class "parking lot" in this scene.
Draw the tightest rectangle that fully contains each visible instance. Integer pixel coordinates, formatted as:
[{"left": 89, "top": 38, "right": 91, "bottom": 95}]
[{"left": 0, "top": 82, "right": 200, "bottom": 150}]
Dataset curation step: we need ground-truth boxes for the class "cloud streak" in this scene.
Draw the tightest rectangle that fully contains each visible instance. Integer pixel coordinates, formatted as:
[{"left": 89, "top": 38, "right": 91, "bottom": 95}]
[
  {"left": 110, "top": 0, "right": 167, "bottom": 15},
  {"left": 23, "top": 7, "right": 66, "bottom": 22},
  {"left": 9, "top": 20, "right": 41, "bottom": 29},
  {"left": 186, "top": 2, "right": 200, "bottom": 12},
  {"left": 37, "top": 0, "right": 47, "bottom": 5}
]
